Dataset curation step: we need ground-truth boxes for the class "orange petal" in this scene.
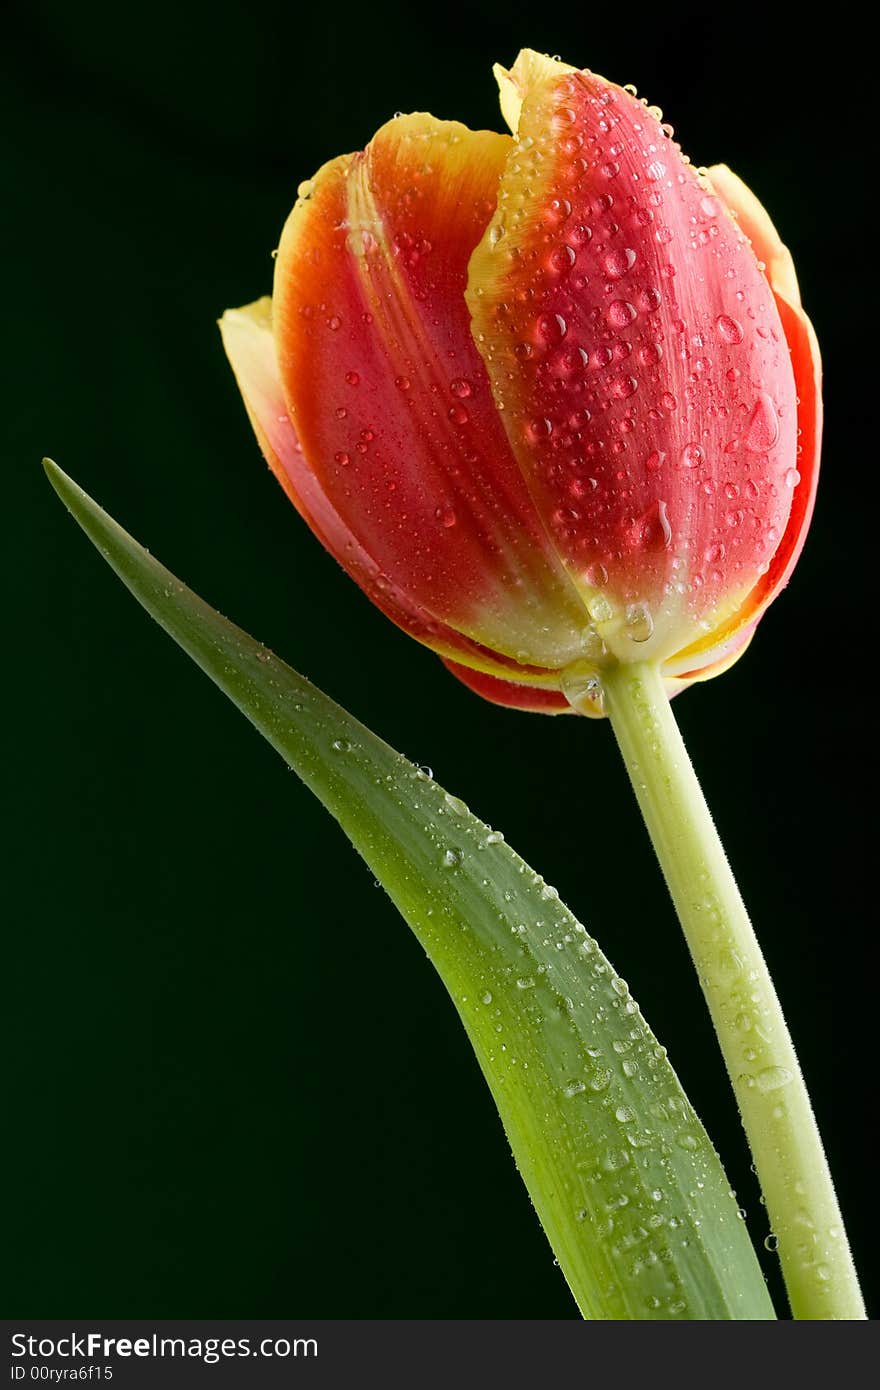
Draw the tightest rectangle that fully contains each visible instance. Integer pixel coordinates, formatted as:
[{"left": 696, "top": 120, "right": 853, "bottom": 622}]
[
  {"left": 270, "top": 113, "right": 593, "bottom": 672},
  {"left": 220, "top": 298, "right": 587, "bottom": 682},
  {"left": 221, "top": 299, "right": 502, "bottom": 667}
]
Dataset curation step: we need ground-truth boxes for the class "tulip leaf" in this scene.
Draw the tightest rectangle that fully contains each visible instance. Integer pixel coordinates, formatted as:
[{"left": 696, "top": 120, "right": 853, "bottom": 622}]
[{"left": 43, "top": 457, "right": 774, "bottom": 1321}]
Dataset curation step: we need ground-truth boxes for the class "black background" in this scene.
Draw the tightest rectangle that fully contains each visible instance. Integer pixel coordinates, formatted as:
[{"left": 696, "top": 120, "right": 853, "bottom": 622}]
[{"left": 2, "top": 1, "right": 873, "bottom": 1318}]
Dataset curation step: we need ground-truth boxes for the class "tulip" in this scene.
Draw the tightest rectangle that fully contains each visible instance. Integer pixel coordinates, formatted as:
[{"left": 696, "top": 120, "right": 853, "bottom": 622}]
[
  {"left": 221, "top": 50, "right": 820, "bottom": 715},
  {"left": 218, "top": 54, "right": 867, "bottom": 1321}
]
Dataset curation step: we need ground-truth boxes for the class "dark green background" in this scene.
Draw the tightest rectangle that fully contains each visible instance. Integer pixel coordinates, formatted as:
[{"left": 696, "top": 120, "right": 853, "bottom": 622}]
[{"left": 3, "top": 1, "right": 873, "bottom": 1318}]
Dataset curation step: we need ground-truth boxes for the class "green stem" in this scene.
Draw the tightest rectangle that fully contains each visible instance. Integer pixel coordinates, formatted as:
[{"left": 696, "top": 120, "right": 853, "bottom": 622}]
[{"left": 599, "top": 660, "right": 865, "bottom": 1320}]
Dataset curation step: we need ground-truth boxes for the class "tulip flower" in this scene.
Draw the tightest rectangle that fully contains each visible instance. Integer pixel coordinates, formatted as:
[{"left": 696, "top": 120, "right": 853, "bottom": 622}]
[
  {"left": 221, "top": 49, "right": 820, "bottom": 716},
  {"left": 218, "top": 50, "right": 868, "bottom": 1322}
]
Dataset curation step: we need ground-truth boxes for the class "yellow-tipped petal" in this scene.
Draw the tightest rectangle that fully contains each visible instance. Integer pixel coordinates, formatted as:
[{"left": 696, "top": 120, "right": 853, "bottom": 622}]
[
  {"left": 708, "top": 163, "right": 801, "bottom": 307},
  {"left": 493, "top": 49, "right": 575, "bottom": 135}
]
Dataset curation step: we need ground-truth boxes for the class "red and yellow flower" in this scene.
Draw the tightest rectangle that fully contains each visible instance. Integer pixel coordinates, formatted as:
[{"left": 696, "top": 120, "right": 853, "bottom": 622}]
[{"left": 221, "top": 50, "right": 820, "bottom": 714}]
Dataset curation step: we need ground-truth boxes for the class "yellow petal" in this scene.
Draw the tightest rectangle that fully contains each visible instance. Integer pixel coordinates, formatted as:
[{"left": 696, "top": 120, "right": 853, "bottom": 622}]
[{"left": 492, "top": 49, "right": 575, "bottom": 135}]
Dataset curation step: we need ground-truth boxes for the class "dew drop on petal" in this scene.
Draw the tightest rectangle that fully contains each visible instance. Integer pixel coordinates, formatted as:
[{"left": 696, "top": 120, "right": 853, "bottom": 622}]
[
  {"left": 681, "top": 442, "right": 704, "bottom": 469},
  {"left": 744, "top": 393, "right": 780, "bottom": 452},
  {"left": 716, "top": 314, "right": 744, "bottom": 344},
  {"left": 633, "top": 499, "right": 672, "bottom": 551},
  {"left": 603, "top": 247, "right": 637, "bottom": 278},
  {"left": 608, "top": 300, "right": 637, "bottom": 328},
  {"left": 610, "top": 373, "right": 639, "bottom": 399},
  {"left": 625, "top": 602, "right": 654, "bottom": 642},
  {"left": 536, "top": 312, "right": 568, "bottom": 344},
  {"left": 527, "top": 417, "right": 553, "bottom": 441}
]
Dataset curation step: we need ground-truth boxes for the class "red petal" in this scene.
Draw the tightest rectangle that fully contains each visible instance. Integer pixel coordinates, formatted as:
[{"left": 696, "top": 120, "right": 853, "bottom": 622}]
[
  {"left": 667, "top": 170, "right": 822, "bottom": 677},
  {"left": 271, "top": 115, "right": 591, "bottom": 672},
  {"left": 467, "top": 55, "right": 800, "bottom": 665}
]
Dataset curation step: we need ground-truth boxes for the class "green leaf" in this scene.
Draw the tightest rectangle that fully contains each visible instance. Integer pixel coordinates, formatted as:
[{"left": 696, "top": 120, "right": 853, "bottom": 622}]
[{"left": 44, "top": 457, "right": 774, "bottom": 1320}]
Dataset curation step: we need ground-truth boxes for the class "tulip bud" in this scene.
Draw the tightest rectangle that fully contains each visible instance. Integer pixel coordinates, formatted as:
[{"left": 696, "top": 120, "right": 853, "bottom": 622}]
[{"left": 221, "top": 50, "right": 820, "bottom": 714}]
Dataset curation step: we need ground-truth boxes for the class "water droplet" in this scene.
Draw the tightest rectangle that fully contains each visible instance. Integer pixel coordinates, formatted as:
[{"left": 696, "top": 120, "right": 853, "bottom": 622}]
[
  {"left": 331, "top": 738, "right": 351, "bottom": 753},
  {"left": 633, "top": 499, "right": 672, "bottom": 550},
  {"left": 744, "top": 394, "right": 780, "bottom": 452},
  {"left": 603, "top": 247, "right": 637, "bottom": 278},
  {"left": 327, "top": 315, "right": 342, "bottom": 331},
  {"left": 561, "top": 661, "right": 604, "bottom": 712},
  {"left": 442, "top": 848, "right": 463, "bottom": 868},
  {"left": 536, "top": 312, "right": 567, "bottom": 344},
  {"left": 660, "top": 391, "right": 677, "bottom": 412},
  {"left": 764, "top": 1234, "right": 778, "bottom": 1252},
  {"left": 434, "top": 505, "right": 457, "bottom": 528},
  {"left": 784, "top": 468, "right": 801, "bottom": 489},
  {"left": 345, "top": 370, "right": 360, "bottom": 385},
  {"left": 610, "top": 372, "right": 638, "bottom": 398},
  {"left": 754, "top": 1065, "right": 794, "bottom": 1092},
  {"left": 548, "top": 244, "right": 576, "bottom": 273},
  {"left": 608, "top": 300, "right": 637, "bottom": 328},
  {"left": 716, "top": 314, "right": 744, "bottom": 344},
  {"left": 564, "top": 1080, "right": 587, "bottom": 1098},
  {"left": 528, "top": 417, "right": 554, "bottom": 445},
  {"left": 334, "top": 451, "right": 350, "bottom": 465},
  {"left": 450, "top": 377, "right": 472, "bottom": 398},
  {"left": 681, "top": 442, "right": 704, "bottom": 469},
  {"left": 639, "top": 342, "right": 663, "bottom": 366},
  {"left": 587, "top": 592, "right": 614, "bottom": 623},
  {"left": 516, "top": 976, "right": 536, "bottom": 990},
  {"left": 481, "top": 991, "right": 493, "bottom": 1005},
  {"left": 625, "top": 602, "right": 654, "bottom": 642},
  {"left": 443, "top": 792, "right": 467, "bottom": 816},
  {"left": 448, "top": 403, "right": 469, "bottom": 425},
  {"left": 645, "top": 449, "right": 665, "bottom": 473}
]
